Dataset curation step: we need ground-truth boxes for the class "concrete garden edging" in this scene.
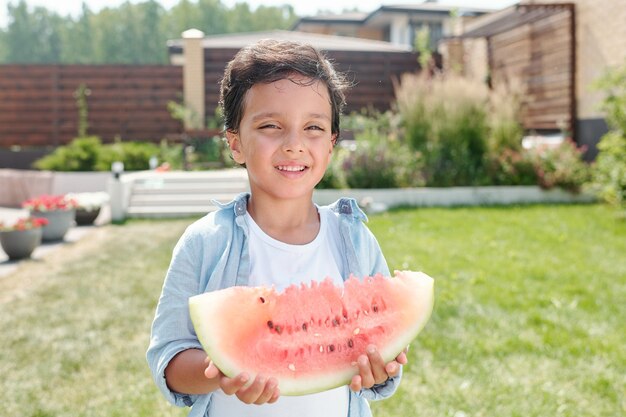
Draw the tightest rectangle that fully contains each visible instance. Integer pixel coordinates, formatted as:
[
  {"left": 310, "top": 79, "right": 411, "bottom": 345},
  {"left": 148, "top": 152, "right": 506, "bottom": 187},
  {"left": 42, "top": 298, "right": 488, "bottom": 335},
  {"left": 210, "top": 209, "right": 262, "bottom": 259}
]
[{"left": 313, "top": 186, "right": 596, "bottom": 212}]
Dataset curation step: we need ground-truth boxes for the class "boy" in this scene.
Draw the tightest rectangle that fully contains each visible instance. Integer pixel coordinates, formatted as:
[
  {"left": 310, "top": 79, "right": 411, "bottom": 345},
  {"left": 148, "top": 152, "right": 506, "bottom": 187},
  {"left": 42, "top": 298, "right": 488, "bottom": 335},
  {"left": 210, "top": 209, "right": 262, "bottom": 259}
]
[{"left": 147, "top": 39, "right": 407, "bottom": 417}]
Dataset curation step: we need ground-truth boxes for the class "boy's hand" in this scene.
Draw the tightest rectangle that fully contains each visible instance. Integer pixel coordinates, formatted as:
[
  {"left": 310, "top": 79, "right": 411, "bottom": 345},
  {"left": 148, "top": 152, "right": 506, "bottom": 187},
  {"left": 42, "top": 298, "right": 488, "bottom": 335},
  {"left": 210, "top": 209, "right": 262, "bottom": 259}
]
[
  {"left": 349, "top": 345, "right": 408, "bottom": 392},
  {"left": 205, "top": 360, "right": 280, "bottom": 405}
]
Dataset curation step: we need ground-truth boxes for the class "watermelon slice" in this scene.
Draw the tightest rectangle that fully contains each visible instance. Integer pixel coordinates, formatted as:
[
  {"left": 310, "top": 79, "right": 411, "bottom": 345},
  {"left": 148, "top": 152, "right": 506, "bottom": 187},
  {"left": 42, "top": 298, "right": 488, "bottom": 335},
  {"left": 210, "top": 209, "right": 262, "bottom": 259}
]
[{"left": 189, "top": 270, "right": 434, "bottom": 396}]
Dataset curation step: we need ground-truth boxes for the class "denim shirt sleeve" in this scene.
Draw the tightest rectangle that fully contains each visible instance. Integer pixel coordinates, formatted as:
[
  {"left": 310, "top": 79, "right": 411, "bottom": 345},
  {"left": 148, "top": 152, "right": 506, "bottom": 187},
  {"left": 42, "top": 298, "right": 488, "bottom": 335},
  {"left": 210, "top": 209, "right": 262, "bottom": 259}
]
[
  {"left": 357, "top": 223, "right": 403, "bottom": 401},
  {"left": 146, "top": 224, "right": 207, "bottom": 407},
  {"left": 334, "top": 198, "right": 403, "bottom": 402}
]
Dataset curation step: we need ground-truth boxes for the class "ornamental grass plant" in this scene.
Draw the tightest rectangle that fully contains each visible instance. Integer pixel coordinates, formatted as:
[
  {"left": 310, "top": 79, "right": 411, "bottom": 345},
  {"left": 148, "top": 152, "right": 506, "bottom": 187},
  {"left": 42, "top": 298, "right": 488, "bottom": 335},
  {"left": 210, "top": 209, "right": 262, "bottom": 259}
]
[
  {"left": 395, "top": 73, "right": 490, "bottom": 186},
  {"left": 320, "top": 73, "right": 591, "bottom": 192}
]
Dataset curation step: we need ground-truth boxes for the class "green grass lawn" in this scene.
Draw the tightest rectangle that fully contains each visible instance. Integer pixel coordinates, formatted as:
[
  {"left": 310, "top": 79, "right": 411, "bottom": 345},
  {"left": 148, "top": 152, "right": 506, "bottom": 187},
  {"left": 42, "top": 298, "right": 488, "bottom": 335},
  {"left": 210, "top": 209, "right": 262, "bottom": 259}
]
[{"left": 0, "top": 204, "right": 624, "bottom": 417}]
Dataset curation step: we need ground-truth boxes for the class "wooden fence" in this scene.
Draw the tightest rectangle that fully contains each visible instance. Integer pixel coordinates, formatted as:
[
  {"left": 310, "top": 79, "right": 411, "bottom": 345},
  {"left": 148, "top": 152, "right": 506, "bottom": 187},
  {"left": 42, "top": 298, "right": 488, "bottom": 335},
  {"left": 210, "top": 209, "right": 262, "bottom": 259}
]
[
  {"left": 0, "top": 65, "right": 183, "bottom": 148},
  {"left": 0, "top": 49, "right": 420, "bottom": 150},
  {"left": 487, "top": 4, "right": 575, "bottom": 135}
]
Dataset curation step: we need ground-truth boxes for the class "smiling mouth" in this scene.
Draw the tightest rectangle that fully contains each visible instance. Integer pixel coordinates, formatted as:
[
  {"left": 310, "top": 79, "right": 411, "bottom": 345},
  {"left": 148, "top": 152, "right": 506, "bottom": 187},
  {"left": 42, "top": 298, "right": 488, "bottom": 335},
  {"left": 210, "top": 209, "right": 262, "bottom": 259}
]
[{"left": 277, "top": 165, "right": 307, "bottom": 172}]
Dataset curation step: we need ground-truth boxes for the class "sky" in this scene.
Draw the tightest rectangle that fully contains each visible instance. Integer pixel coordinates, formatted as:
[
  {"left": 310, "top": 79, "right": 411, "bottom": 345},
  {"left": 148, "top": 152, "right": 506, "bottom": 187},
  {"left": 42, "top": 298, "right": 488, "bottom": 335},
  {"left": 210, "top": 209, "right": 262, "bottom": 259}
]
[{"left": 0, "top": 0, "right": 519, "bottom": 28}]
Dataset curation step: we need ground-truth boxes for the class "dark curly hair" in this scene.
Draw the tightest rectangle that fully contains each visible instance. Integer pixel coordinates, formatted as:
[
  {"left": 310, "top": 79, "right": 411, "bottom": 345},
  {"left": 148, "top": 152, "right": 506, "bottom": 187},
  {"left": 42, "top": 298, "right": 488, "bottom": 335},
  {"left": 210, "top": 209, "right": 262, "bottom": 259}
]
[{"left": 219, "top": 39, "right": 350, "bottom": 138}]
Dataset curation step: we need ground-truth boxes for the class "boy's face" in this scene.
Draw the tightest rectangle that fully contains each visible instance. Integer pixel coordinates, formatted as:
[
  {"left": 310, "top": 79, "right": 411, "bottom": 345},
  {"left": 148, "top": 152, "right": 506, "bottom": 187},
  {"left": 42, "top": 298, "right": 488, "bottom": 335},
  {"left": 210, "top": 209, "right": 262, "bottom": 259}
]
[{"left": 227, "top": 75, "right": 336, "bottom": 203}]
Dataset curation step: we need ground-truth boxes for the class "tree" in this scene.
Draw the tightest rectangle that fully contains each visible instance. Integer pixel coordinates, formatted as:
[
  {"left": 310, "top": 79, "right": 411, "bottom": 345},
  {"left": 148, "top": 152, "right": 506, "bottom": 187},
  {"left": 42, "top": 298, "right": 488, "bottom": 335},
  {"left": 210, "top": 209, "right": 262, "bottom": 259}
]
[
  {"left": 0, "top": 0, "right": 301, "bottom": 64},
  {"left": 60, "top": 3, "right": 94, "bottom": 63},
  {"left": 4, "top": 0, "right": 65, "bottom": 63}
]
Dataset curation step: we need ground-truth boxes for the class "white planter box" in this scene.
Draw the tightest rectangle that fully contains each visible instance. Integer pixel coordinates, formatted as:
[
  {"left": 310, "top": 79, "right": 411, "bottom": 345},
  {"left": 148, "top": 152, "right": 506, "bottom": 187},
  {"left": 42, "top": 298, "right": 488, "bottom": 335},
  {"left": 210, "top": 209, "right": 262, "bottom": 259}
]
[{"left": 52, "top": 172, "right": 110, "bottom": 194}]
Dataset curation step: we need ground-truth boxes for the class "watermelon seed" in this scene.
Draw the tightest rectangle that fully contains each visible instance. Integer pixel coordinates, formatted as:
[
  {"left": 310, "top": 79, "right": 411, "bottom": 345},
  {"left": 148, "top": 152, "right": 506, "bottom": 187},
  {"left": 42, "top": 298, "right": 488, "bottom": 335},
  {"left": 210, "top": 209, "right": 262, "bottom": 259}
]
[
  {"left": 288, "top": 363, "right": 296, "bottom": 371},
  {"left": 259, "top": 296, "right": 265, "bottom": 303},
  {"left": 332, "top": 318, "right": 340, "bottom": 327},
  {"left": 314, "top": 333, "right": 321, "bottom": 337},
  {"left": 328, "top": 344, "right": 335, "bottom": 352},
  {"left": 372, "top": 305, "right": 379, "bottom": 313},
  {"left": 275, "top": 325, "right": 282, "bottom": 334},
  {"left": 267, "top": 320, "right": 274, "bottom": 329},
  {"left": 302, "top": 323, "right": 308, "bottom": 331},
  {"left": 353, "top": 328, "right": 360, "bottom": 335},
  {"left": 348, "top": 339, "right": 354, "bottom": 348},
  {"left": 319, "top": 345, "right": 324, "bottom": 353}
]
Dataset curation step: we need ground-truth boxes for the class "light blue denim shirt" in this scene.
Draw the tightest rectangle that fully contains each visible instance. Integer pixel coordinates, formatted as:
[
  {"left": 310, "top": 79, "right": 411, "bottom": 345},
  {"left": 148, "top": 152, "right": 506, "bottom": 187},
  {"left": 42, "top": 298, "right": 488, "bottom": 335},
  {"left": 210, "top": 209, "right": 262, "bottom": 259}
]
[{"left": 147, "top": 193, "right": 401, "bottom": 417}]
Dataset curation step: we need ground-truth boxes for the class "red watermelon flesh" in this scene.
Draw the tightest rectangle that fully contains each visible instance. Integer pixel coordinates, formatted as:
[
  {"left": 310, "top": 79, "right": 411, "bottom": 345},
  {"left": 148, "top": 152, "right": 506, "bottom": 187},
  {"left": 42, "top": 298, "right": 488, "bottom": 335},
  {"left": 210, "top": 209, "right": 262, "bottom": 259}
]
[{"left": 189, "top": 270, "right": 434, "bottom": 395}]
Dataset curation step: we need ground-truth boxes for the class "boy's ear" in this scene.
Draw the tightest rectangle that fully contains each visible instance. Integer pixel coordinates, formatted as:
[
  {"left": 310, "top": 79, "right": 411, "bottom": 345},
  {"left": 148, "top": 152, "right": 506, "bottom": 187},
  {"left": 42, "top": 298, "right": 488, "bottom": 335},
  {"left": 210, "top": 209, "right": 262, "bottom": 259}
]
[
  {"left": 226, "top": 131, "right": 245, "bottom": 164},
  {"left": 330, "top": 134, "right": 338, "bottom": 152}
]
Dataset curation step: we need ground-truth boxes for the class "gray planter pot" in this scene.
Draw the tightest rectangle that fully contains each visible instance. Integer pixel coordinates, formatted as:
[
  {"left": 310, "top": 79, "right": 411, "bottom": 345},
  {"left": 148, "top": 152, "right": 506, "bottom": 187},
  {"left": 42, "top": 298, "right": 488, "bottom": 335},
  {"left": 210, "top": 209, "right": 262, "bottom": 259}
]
[
  {"left": 0, "top": 228, "right": 42, "bottom": 260},
  {"left": 31, "top": 209, "right": 76, "bottom": 242}
]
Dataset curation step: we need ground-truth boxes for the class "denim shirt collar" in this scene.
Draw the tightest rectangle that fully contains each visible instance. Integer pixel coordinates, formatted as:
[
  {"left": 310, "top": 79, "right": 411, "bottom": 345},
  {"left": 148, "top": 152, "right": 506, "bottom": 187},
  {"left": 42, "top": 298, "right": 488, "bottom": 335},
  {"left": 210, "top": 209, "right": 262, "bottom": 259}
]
[{"left": 215, "top": 192, "right": 370, "bottom": 289}]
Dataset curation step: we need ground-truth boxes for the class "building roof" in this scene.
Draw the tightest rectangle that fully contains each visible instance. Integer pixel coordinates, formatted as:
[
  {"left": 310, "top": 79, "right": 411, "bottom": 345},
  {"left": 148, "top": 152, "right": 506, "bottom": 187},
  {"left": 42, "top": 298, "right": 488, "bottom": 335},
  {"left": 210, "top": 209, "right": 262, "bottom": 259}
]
[
  {"left": 297, "top": 12, "right": 369, "bottom": 25},
  {"left": 293, "top": 2, "right": 494, "bottom": 29},
  {"left": 167, "top": 30, "right": 412, "bottom": 53},
  {"left": 372, "top": 3, "right": 494, "bottom": 17}
]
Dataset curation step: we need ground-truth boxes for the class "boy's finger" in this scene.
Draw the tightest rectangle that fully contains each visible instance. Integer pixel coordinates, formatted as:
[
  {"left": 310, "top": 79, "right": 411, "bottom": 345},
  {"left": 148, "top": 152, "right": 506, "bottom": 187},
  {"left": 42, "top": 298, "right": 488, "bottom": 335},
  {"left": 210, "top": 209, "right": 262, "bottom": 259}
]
[
  {"left": 357, "top": 354, "right": 375, "bottom": 388},
  {"left": 204, "top": 361, "right": 219, "bottom": 379},
  {"left": 221, "top": 372, "right": 250, "bottom": 395},
  {"left": 237, "top": 374, "right": 267, "bottom": 404},
  {"left": 395, "top": 350, "right": 408, "bottom": 365},
  {"left": 253, "top": 377, "right": 279, "bottom": 405},
  {"left": 267, "top": 387, "right": 281, "bottom": 404},
  {"left": 385, "top": 361, "right": 401, "bottom": 377},
  {"left": 350, "top": 374, "right": 363, "bottom": 392},
  {"left": 365, "top": 345, "right": 388, "bottom": 384}
]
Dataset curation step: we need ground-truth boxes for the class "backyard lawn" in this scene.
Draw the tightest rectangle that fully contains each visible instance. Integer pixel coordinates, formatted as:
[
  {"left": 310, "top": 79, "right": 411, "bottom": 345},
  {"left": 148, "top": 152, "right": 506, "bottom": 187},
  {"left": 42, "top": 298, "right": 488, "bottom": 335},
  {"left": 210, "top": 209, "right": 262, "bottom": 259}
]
[{"left": 0, "top": 204, "right": 623, "bottom": 417}]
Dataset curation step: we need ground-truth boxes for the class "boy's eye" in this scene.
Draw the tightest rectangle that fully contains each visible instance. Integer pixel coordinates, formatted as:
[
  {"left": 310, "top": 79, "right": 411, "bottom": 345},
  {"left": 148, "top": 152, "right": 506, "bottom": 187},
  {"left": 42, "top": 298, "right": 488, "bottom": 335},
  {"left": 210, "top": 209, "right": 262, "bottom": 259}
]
[
  {"left": 306, "top": 125, "right": 325, "bottom": 131},
  {"left": 259, "top": 124, "right": 279, "bottom": 129}
]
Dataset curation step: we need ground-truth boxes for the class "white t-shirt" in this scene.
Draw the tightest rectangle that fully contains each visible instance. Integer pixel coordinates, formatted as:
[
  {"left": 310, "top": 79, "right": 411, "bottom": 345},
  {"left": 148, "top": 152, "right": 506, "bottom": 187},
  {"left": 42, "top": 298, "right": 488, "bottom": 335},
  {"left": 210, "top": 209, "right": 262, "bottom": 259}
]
[{"left": 207, "top": 206, "right": 350, "bottom": 417}]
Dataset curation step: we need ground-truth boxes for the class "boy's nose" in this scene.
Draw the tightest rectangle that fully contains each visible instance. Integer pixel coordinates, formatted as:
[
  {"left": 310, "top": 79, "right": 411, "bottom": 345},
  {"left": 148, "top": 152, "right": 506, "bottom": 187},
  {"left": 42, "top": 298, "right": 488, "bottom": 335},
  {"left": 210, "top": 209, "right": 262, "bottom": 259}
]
[{"left": 282, "top": 130, "right": 305, "bottom": 153}]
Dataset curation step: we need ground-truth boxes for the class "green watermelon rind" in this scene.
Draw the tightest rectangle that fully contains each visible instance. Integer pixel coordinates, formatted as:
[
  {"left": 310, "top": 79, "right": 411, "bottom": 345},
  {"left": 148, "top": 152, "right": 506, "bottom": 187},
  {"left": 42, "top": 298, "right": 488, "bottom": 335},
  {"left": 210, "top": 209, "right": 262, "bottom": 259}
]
[{"left": 189, "top": 270, "right": 434, "bottom": 396}]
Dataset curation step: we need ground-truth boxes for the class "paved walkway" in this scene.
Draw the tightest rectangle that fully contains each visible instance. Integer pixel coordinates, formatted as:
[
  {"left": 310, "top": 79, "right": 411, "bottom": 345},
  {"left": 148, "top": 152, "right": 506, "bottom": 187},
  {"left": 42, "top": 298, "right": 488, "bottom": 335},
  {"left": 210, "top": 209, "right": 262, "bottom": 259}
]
[{"left": 0, "top": 206, "right": 111, "bottom": 277}]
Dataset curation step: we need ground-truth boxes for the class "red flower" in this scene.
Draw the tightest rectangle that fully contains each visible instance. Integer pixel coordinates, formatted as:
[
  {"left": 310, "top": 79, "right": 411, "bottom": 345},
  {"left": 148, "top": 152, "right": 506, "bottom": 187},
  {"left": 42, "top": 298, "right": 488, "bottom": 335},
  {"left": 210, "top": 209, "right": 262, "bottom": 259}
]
[
  {"left": 22, "top": 194, "right": 79, "bottom": 212},
  {"left": 0, "top": 217, "right": 49, "bottom": 231}
]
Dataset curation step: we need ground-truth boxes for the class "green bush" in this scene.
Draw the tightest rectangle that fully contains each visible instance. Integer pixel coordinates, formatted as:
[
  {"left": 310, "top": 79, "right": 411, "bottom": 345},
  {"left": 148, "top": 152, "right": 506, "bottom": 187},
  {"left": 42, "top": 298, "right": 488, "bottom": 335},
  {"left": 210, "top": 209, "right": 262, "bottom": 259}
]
[
  {"left": 395, "top": 73, "right": 490, "bottom": 186},
  {"left": 329, "top": 109, "right": 424, "bottom": 189},
  {"left": 591, "top": 60, "right": 626, "bottom": 212},
  {"left": 486, "top": 148, "right": 537, "bottom": 186},
  {"left": 33, "top": 136, "right": 103, "bottom": 171},
  {"left": 33, "top": 136, "right": 174, "bottom": 172},
  {"left": 485, "top": 141, "right": 590, "bottom": 191},
  {"left": 182, "top": 135, "right": 234, "bottom": 170},
  {"left": 591, "top": 131, "right": 626, "bottom": 209},
  {"left": 341, "top": 142, "right": 401, "bottom": 188},
  {"left": 316, "top": 146, "right": 348, "bottom": 189},
  {"left": 96, "top": 141, "right": 161, "bottom": 171},
  {"left": 158, "top": 140, "right": 184, "bottom": 170},
  {"left": 528, "top": 140, "right": 590, "bottom": 193},
  {"left": 594, "top": 60, "right": 626, "bottom": 133}
]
